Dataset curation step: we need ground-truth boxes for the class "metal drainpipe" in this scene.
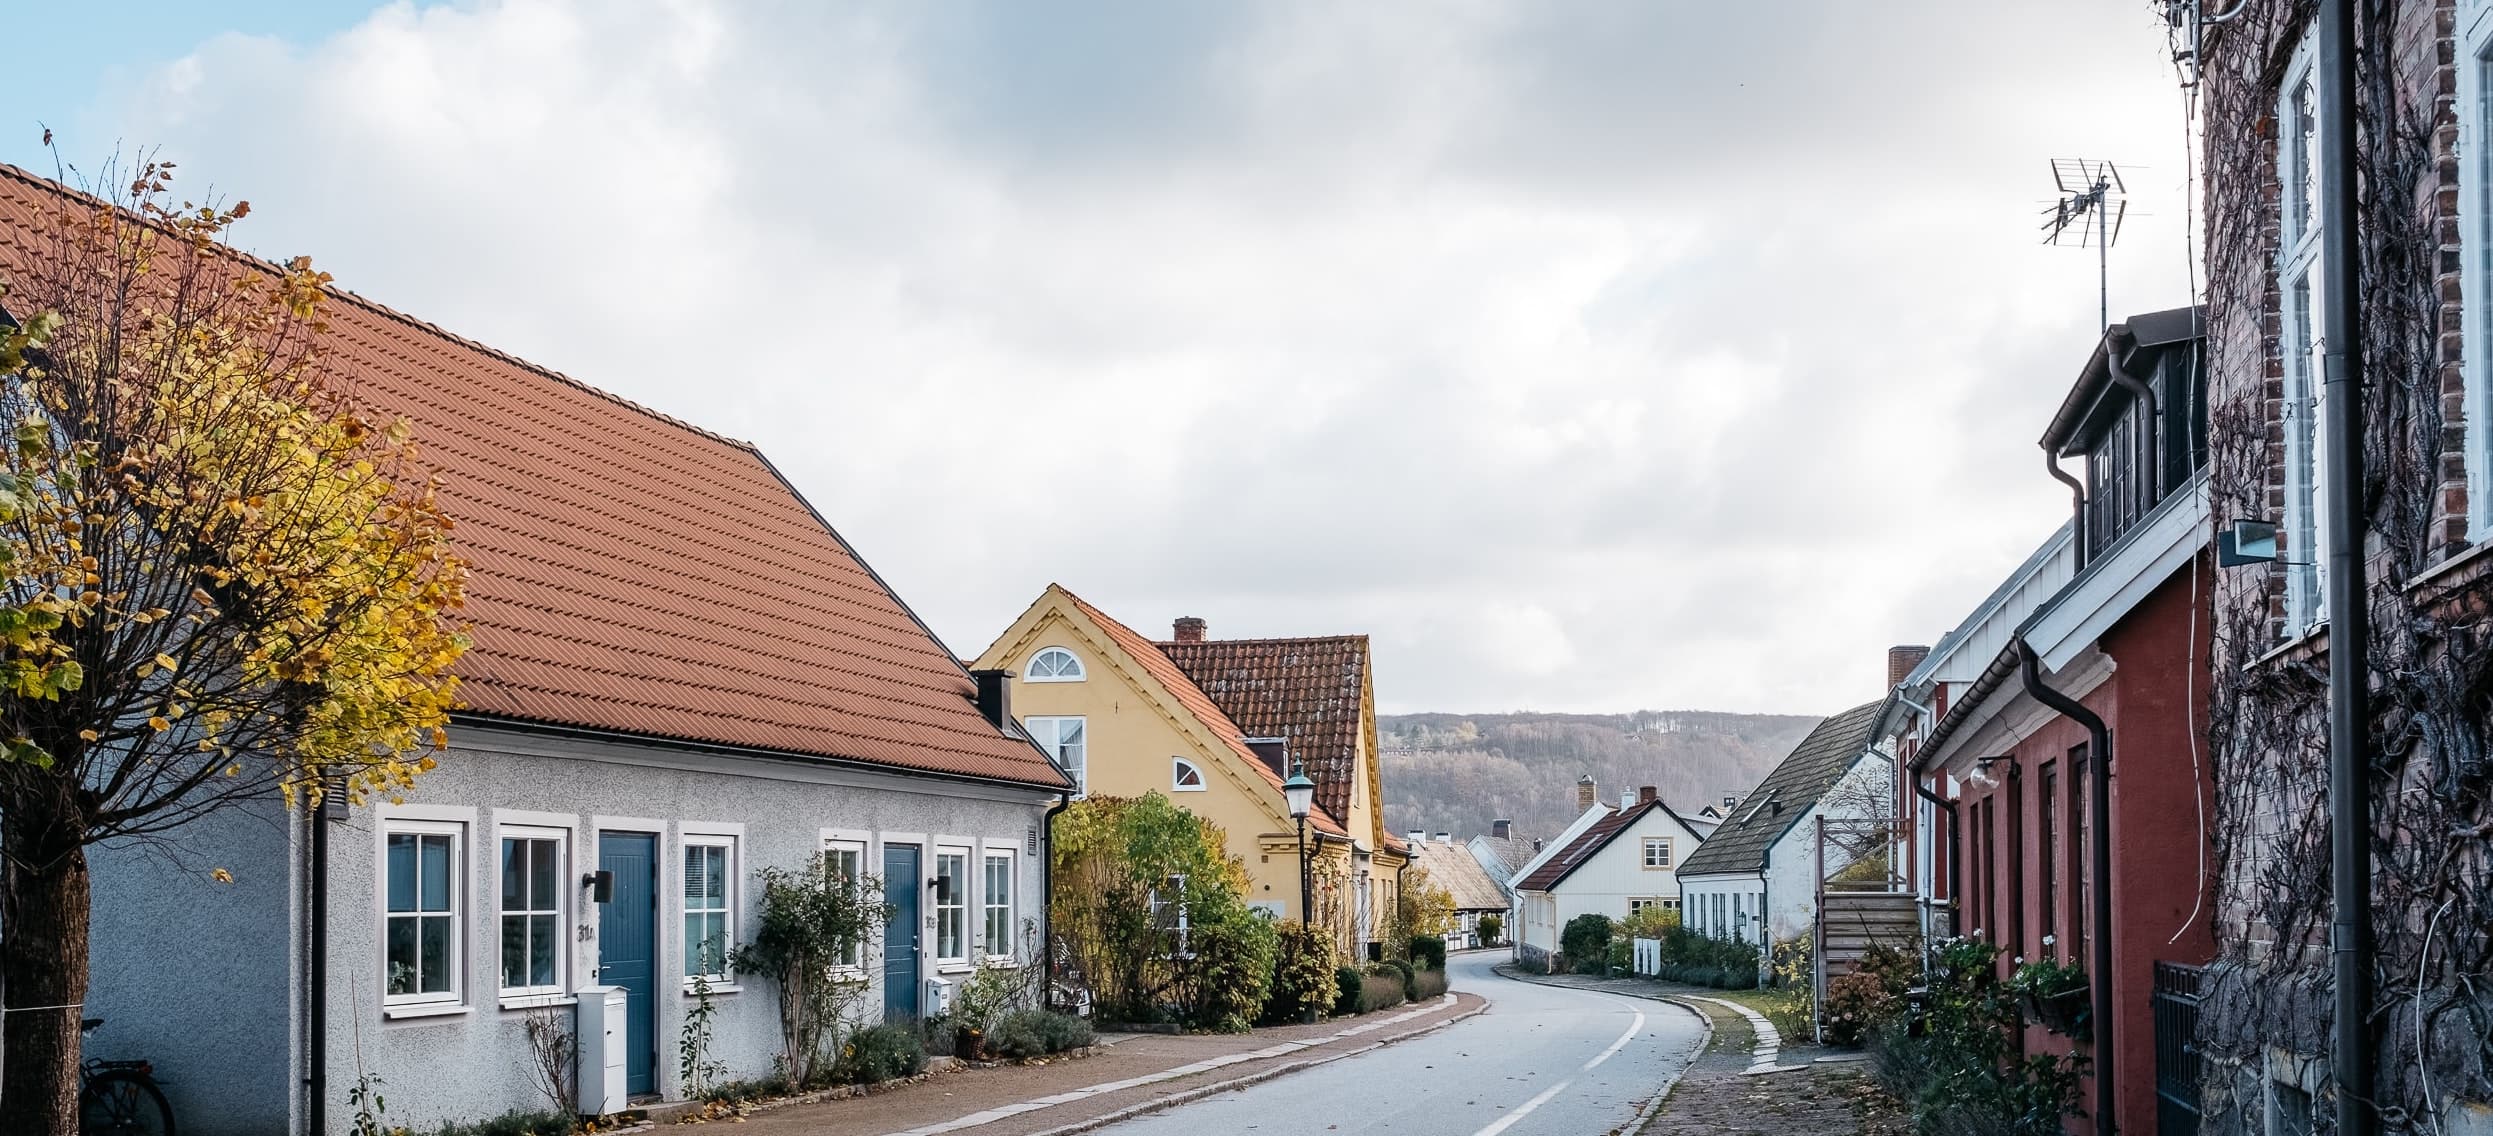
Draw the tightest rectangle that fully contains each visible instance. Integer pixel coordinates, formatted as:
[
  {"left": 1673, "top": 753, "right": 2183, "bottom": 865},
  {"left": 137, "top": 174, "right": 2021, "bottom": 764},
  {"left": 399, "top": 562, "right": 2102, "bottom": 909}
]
[
  {"left": 305, "top": 792, "right": 333, "bottom": 1136},
  {"left": 2109, "top": 361, "right": 2161, "bottom": 502},
  {"left": 2317, "top": 1, "right": 2374, "bottom": 1131},
  {"left": 1912, "top": 780, "right": 1959, "bottom": 927},
  {"left": 2017, "top": 641, "right": 2114, "bottom": 1136},
  {"left": 2046, "top": 452, "right": 2089, "bottom": 569},
  {"left": 1041, "top": 790, "right": 1071, "bottom": 1003}
]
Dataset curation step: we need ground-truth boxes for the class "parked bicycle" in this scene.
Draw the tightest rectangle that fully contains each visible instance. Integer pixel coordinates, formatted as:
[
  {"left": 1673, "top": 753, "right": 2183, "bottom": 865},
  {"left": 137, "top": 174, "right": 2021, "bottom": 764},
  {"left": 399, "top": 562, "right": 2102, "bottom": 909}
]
[{"left": 78, "top": 1017, "right": 176, "bottom": 1136}]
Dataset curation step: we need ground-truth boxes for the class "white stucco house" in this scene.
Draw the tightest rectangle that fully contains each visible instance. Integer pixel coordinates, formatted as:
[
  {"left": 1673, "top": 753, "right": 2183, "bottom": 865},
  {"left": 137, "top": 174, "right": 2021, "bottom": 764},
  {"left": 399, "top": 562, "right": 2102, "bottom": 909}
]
[
  {"left": 1675, "top": 701, "right": 1893, "bottom": 949},
  {"left": 26, "top": 156, "right": 1081, "bottom": 1136},
  {"left": 1507, "top": 787, "right": 1709, "bottom": 969}
]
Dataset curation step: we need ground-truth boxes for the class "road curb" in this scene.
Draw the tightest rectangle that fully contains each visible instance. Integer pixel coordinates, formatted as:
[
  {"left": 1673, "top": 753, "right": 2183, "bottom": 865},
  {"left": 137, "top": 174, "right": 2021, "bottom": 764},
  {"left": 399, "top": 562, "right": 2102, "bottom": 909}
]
[{"left": 1011, "top": 995, "right": 1490, "bottom": 1136}]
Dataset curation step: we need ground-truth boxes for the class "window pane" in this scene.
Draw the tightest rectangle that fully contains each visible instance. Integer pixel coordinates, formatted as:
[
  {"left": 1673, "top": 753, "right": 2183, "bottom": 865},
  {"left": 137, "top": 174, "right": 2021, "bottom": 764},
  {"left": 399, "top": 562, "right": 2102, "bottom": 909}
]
[
  {"left": 419, "top": 834, "right": 452, "bottom": 913},
  {"left": 387, "top": 917, "right": 418, "bottom": 994},
  {"left": 684, "top": 847, "right": 708, "bottom": 908},
  {"left": 420, "top": 914, "right": 451, "bottom": 994},
  {"left": 706, "top": 847, "right": 728, "bottom": 905},
  {"left": 531, "top": 840, "right": 557, "bottom": 910},
  {"left": 502, "top": 839, "right": 526, "bottom": 909},
  {"left": 502, "top": 914, "right": 528, "bottom": 989},
  {"left": 387, "top": 835, "right": 417, "bottom": 913},
  {"left": 531, "top": 914, "right": 558, "bottom": 987},
  {"left": 2294, "top": 78, "right": 2319, "bottom": 239}
]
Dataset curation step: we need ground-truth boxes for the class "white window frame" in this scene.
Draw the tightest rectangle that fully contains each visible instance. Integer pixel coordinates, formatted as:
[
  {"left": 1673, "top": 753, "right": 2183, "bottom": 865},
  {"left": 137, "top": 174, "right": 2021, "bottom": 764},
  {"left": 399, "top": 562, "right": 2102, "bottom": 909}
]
[
  {"left": 2279, "top": 34, "right": 2332, "bottom": 633},
  {"left": 1626, "top": 896, "right": 1678, "bottom": 915},
  {"left": 1641, "top": 836, "right": 1672, "bottom": 870},
  {"left": 496, "top": 825, "right": 569, "bottom": 1001},
  {"left": 682, "top": 833, "right": 738, "bottom": 983},
  {"left": 822, "top": 833, "right": 870, "bottom": 972},
  {"left": 2461, "top": 1, "right": 2493, "bottom": 540},
  {"left": 1171, "top": 757, "right": 1207, "bottom": 792},
  {"left": 382, "top": 817, "right": 467, "bottom": 1013},
  {"left": 980, "top": 846, "right": 1016, "bottom": 962},
  {"left": 933, "top": 845, "right": 972, "bottom": 967},
  {"left": 1028, "top": 716, "right": 1087, "bottom": 798},
  {"left": 1026, "top": 646, "right": 1086, "bottom": 682}
]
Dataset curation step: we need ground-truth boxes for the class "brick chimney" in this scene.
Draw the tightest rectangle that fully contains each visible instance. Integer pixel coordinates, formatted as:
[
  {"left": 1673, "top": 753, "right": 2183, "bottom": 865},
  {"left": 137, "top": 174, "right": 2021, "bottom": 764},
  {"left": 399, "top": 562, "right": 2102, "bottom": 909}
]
[
  {"left": 1576, "top": 775, "right": 1597, "bottom": 813},
  {"left": 1638, "top": 785, "right": 1659, "bottom": 805},
  {"left": 1887, "top": 644, "right": 1932, "bottom": 688},
  {"left": 1492, "top": 819, "right": 1512, "bottom": 840},
  {"left": 1173, "top": 616, "right": 1208, "bottom": 643}
]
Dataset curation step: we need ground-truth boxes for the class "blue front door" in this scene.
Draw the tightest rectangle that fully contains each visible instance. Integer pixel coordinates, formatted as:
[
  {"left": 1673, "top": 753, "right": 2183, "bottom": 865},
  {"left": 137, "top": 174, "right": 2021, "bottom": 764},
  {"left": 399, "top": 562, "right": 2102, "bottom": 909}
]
[
  {"left": 883, "top": 843, "right": 921, "bottom": 1020},
  {"left": 598, "top": 832, "right": 658, "bottom": 1095}
]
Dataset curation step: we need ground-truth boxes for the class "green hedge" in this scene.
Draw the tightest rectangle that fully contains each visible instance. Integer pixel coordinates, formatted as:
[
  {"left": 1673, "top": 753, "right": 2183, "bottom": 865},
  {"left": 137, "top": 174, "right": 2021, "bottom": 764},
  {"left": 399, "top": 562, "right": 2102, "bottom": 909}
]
[{"left": 1408, "top": 934, "right": 1446, "bottom": 971}]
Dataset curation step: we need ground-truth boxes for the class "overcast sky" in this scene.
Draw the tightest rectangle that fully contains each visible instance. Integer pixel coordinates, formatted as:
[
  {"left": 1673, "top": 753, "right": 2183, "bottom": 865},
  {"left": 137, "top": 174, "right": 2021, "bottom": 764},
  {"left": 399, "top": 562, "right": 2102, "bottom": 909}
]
[{"left": 9, "top": 1, "right": 2198, "bottom": 716}]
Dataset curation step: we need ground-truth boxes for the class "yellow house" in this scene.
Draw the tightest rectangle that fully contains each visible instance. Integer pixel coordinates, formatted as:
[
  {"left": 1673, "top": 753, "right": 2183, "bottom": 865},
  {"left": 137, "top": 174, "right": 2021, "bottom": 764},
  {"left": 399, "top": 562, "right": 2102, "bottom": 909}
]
[{"left": 973, "top": 585, "right": 1408, "bottom": 953}]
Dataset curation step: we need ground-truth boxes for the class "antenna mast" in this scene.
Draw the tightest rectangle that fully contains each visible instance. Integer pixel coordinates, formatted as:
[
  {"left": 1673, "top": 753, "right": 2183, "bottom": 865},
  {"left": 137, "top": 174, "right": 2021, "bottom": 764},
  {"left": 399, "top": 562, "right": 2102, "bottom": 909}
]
[{"left": 2041, "top": 158, "right": 2129, "bottom": 329}]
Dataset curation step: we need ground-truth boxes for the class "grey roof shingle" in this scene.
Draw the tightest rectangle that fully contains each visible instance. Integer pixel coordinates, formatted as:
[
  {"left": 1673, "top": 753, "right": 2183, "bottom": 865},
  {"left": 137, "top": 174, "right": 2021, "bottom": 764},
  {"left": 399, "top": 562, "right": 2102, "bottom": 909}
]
[
  {"left": 1676, "top": 701, "right": 1885, "bottom": 878},
  {"left": 1409, "top": 840, "right": 1507, "bottom": 911}
]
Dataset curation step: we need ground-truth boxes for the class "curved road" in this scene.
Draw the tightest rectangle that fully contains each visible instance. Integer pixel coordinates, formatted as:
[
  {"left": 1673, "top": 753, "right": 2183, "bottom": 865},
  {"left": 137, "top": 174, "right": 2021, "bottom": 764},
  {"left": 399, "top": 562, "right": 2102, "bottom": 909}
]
[{"left": 1095, "top": 951, "right": 1706, "bottom": 1136}]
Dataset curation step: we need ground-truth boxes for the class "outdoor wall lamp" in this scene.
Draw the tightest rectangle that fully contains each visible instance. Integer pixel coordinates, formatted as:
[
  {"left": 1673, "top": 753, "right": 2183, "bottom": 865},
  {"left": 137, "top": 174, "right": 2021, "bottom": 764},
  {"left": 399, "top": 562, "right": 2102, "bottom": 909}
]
[{"left": 582, "top": 870, "right": 613, "bottom": 904}]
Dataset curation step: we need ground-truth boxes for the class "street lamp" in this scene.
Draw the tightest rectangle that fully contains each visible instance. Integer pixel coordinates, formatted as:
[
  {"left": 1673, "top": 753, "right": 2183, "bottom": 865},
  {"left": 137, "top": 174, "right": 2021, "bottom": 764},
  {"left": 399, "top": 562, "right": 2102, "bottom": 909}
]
[{"left": 1282, "top": 761, "right": 1317, "bottom": 1023}]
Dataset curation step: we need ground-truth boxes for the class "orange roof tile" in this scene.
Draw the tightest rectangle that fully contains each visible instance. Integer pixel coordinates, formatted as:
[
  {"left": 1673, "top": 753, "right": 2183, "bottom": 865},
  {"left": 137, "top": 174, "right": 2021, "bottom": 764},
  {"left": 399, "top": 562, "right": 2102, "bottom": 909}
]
[
  {"left": 0, "top": 165, "right": 1070, "bottom": 790},
  {"left": 1157, "top": 635, "right": 1370, "bottom": 829},
  {"left": 1056, "top": 589, "right": 1349, "bottom": 839}
]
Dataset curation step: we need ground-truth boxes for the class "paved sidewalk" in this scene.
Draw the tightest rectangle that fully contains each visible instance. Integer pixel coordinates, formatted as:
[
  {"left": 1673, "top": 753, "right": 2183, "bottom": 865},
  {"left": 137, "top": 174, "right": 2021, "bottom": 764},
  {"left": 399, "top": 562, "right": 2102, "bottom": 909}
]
[
  {"left": 700, "top": 991, "right": 1486, "bottom": 1136},
  {"left": 1493, "top": 968, "right": 1908, "bottom": 1136}
]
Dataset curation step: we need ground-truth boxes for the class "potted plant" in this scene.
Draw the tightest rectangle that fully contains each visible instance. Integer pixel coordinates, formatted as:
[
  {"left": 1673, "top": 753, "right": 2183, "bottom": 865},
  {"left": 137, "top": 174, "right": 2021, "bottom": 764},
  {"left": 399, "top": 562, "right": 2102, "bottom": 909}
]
[{"left": 2007, "top": 957, "right": 2090, "bottom": 1040}]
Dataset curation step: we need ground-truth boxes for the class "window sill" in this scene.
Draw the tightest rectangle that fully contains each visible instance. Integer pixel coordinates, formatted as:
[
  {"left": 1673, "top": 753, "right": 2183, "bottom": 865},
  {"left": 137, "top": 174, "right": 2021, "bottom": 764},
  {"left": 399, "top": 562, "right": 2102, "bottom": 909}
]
[
  {"left": 935, "top": 962, "right": 976, "bottom": 975},
  {"left": 497, "top": 993, "right": 577, "bottom": 1011},
  {"left": 382, "top": 1002, "right": 471, "bottom": 1021},
  {"left": 2406, "top": 536, "right": 2493, "bottom": 594},
  {"left": 680, "top": 981, "right": 742, "bottom": 996},
  {"left": 2252, "top": 622, "right": 2329, "bottom": 670}
]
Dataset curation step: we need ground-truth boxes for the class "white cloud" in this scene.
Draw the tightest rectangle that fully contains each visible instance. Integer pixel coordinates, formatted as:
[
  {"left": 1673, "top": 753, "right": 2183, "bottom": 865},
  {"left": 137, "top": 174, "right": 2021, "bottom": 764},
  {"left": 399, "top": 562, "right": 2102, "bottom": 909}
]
[{"left": 58, "top": 0, "right": 2198, "bottom": 713}]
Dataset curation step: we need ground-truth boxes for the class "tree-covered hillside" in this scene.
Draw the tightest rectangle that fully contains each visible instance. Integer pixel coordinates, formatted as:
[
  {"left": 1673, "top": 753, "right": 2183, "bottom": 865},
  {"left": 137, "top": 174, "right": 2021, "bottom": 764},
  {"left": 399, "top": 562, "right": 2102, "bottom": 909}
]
[{"left": 1379, "top": 710, "right": 1824, "bottom": 845}]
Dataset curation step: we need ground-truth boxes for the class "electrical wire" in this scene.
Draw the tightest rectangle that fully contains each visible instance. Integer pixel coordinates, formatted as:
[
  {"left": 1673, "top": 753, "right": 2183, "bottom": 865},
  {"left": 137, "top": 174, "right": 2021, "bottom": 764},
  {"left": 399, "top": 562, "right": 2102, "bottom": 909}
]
[{"left": 2170, "top": 45, "right": 2213, "bottom": 949}]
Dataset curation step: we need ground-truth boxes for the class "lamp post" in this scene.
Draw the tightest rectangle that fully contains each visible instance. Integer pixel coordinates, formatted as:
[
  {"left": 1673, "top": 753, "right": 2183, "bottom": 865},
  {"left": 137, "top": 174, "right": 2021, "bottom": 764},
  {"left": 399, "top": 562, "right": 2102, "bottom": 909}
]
[{"left": 1283, "top": 763, "right": 1316, "bottom": 925}]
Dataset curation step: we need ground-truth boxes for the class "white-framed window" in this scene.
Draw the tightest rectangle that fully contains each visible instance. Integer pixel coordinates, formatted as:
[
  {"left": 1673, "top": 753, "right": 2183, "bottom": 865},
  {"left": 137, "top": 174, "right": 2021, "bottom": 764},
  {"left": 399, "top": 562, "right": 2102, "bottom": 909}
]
[
  {"left": 822, "top": 834, "right": 869, "bottom": 969},
  {"left": 683, "top": 836, "right": 736, "bottom": 980},
  {"left": 1172, "top": 757, "right": 1206, "bottom": 792},
  {"left": 982, "top": 849, "right": 1014, "bottom": 959},
  {"left": 1026, "top": 646, "right": 1085, "bottom": 682},
  {"left": 1641, "top": 836, "right": 1672, "bottom": 869},
  {"left": 2279, "top": 34, "right": 2332, "bottom": 633},
  {"left": 934, "top": 847, "right": 970, "bottom": 964},
  {"left": 2461, "top": 1, "right": 2493, "bottom": 539},
  {"left": 1028, "top": 716, "right": 1087, "bottom": 797},
  {"left": 1627, "top": 896, "right": 1678, "bottom": 915},
  {"left": 384, "top": 820, "right": 464, "bottom": 1008},
  {"left": 1732, "top": 893, "right": 1748, "bottom": 942},
  {"left": 1149, "top": 873, "right": 1191, "bottom": 957},
  {"left": 498, "top": 827, "right": 566, "bottom": 998}
]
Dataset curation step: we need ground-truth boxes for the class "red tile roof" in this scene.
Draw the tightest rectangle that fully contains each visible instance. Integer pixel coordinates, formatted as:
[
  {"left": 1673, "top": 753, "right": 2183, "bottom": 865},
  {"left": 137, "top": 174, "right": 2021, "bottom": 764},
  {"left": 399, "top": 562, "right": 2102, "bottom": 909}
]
[
  {"left": 1511, "top": 798, "right": 1690, "bottom": 893},
  {"left": 1156, "top": 635, "right": 1370, "bottom": 831},
  {"left": 1056, "top": 589, "right": 1349, "bottom": 838},
  {"left": 0, "top": 165, "right": 1070, "bottom": 790}
]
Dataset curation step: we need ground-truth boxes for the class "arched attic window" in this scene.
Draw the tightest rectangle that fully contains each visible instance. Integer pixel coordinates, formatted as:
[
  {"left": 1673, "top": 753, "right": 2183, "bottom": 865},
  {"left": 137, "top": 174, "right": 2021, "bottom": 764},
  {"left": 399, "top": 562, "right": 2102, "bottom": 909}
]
[
  {"left": 1173, "top": 758, "right": 1207, "bottom": 792},
  {"left": 1027, "top": 646, "right": 1085, "bottom": 682}
]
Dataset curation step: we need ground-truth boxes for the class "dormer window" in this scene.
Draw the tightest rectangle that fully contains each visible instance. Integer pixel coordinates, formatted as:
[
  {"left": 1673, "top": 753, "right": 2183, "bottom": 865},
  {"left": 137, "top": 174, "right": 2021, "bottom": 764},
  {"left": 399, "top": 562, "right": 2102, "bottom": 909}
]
[
  {"left": 1172, "top": 758, "right": 1206, "bottom": 792},
  {"left": 1027, "top": 646, "right": 1085, "bottom": 682}
]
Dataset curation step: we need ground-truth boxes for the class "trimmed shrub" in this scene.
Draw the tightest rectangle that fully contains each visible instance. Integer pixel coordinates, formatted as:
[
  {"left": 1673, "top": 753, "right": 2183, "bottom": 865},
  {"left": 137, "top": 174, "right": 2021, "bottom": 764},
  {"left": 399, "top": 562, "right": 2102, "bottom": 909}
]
[
  {"left": 988, "top": 1008, "right": 1092, "bottom": 1060},
  {"left": 1357, "top": 966, "right": 1407, "bottom": 1012},
  {"left": 1332, "top": 965, "right": 1366, "bottom": 1016},
  {"left": 1412, "top": 967, "right": 1449, "bottom": 1000},
  {"left": 841, "top": 1021, "right": 926, "bottom": 1083},
  {"left": 1476, "top": 914, "right": 1502, "bottom": 947},
  {"left": 1408, "top": 935, "right": 1446, "bottom": 972},
  {"left": 1559, "top": 913, "right": 1614, "bottom": 974},
  {"left": 1040, "top": 1008, "right": 1095, "bottom": 1052},
  {"left": 1170, "top": 905, "right": 1278, "bottom": 1032},
  {"left": 1383, "top": 957, "right": 1418, "bottom": 1001}
]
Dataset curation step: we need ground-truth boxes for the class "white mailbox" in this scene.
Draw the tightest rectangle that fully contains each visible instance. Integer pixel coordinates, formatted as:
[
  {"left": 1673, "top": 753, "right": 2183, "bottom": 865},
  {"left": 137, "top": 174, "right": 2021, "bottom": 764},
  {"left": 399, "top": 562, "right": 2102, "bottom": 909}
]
[
  {"left": 574, "top": 986, "right": 629, "bottom": 1117},
  {"left": 925, "top": 975, "right": 955, "bottom": 1017}
]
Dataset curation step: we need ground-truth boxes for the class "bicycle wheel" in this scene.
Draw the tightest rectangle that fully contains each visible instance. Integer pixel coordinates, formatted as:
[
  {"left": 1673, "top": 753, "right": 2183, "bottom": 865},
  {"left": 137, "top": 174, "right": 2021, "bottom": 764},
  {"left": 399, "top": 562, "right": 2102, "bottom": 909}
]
[{"left": 79, "top": 1069, "right": 175, "bottom": 1136}]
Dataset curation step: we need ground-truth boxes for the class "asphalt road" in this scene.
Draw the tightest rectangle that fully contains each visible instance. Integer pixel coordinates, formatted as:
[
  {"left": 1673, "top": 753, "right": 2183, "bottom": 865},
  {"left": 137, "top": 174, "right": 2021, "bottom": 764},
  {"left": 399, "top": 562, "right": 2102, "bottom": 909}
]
[{"left": 1093, "top": 951, "right": 1707, "bottom": 1136}]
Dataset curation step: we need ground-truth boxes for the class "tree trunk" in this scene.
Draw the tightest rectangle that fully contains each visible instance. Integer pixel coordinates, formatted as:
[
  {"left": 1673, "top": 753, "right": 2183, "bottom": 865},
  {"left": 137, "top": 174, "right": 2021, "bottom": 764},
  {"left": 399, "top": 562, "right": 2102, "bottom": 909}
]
[{"left": 0, "top": 782, "right": 92, "bottom": 1136}]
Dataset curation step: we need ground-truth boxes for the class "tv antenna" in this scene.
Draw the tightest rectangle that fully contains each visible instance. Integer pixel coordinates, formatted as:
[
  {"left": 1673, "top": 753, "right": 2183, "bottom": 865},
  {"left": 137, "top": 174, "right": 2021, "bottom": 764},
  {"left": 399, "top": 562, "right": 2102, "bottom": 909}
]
[{"left": 2041, "top": 158, "right": 2128, "bottom": 330}]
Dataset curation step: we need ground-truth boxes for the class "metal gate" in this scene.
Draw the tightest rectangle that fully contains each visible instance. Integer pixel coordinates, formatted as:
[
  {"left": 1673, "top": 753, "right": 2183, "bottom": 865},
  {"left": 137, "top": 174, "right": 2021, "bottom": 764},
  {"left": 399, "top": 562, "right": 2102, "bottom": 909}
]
[{"left": 2152, "top": 961, "right": 2205, "bottom": 1136}]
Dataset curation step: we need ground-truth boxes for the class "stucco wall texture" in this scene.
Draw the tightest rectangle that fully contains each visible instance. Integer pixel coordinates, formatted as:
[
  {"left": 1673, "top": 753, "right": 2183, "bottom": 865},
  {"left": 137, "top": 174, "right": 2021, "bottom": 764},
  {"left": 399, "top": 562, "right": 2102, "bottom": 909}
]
[{"left": 87, "top": 724, "right": 1058, "bottom": 1136}]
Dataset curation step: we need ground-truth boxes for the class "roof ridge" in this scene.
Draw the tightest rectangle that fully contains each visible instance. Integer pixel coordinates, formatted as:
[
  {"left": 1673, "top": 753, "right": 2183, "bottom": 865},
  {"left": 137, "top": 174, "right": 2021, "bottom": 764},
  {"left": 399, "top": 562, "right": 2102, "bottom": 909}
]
[
  {"left": 1155, "top": 633, "right": 1370, "bottom": 647},
  {"left": 0, "top": 162, "right": 757, "bottom": 455}
]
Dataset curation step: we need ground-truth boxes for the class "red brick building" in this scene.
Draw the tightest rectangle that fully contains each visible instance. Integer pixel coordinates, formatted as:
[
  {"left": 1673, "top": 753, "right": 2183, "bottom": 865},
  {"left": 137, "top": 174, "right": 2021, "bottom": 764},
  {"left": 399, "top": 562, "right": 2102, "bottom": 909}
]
[{"left": 1883, "top": 308, "right": 2218, "bottom": 1136}]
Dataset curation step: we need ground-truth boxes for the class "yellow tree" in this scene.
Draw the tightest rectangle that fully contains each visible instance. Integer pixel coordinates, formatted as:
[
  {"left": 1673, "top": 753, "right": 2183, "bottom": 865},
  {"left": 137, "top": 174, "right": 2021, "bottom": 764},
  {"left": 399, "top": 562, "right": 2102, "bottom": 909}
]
[{"left": 0, "top": 160, "right": 467, "bottom": 1136}]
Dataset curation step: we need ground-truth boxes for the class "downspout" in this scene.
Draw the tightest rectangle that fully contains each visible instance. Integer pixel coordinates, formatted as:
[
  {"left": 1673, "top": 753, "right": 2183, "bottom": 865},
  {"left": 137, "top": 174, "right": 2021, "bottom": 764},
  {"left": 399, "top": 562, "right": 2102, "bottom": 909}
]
[
  {"left": 1041, "top": 791, "right": 1071, "bottom": 1005},
  {"left": 2018, "top": 641, "right": 2113, "bottom": 1136},
  {"left": 2046, "top": 452, "right": 2090, "bottom": 569},
  {"left": 304, "top": 789, "right": 334, "bottom": 1136},
  {"left": 1913, "top": 780, "right": 1959, "bottom": 925},
  {"left": 2109, "top": 356, "right": 2162, "bottom": 501},
  {"left": 2316, "top": 3, "right": 2374, "bottom": 1133}
]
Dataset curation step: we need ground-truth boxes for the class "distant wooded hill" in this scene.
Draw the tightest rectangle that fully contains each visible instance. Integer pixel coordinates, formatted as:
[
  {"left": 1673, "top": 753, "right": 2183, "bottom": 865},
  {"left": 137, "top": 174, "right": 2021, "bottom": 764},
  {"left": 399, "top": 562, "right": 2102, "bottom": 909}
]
[{"left": 1379, "top": 710, "right": 1825, "bottom": 846}]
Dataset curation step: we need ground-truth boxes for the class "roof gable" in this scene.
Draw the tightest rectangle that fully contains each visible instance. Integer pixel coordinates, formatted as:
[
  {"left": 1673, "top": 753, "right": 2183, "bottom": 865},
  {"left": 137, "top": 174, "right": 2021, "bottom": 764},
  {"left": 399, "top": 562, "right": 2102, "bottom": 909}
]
[
  {"left": 0, "top": 165, "right": 1069, "bottom": 790},
  {"left": 1156, "top": 634, "right": 1372, "bottom": 829},
  {"left": 1676, "top": 701, "right": 1886, "bottom": 878},
  {"left": 1514, "top": 798, "right": 1702, "bottom": 892},
  {"left": 1007, "top": 587, "right": 1349, "bottom": 838}
]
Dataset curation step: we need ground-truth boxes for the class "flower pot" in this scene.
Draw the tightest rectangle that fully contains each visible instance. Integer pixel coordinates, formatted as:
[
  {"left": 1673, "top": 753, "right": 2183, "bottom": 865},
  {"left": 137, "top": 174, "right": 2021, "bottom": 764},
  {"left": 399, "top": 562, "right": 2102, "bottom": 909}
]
[
  {"left": 958, "top": 1026, "right": 987, "bottom": 1061},
  {"left": 2038, "top": 986, "right": 2091, "bottom": 1039}
]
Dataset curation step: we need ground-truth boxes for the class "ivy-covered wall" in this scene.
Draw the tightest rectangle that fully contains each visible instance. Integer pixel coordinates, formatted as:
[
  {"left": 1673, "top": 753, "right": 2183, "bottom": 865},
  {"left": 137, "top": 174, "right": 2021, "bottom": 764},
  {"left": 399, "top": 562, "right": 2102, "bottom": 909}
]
[{"left": 2196, "top": 0, "right": 2493, "bottom": 1130}]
